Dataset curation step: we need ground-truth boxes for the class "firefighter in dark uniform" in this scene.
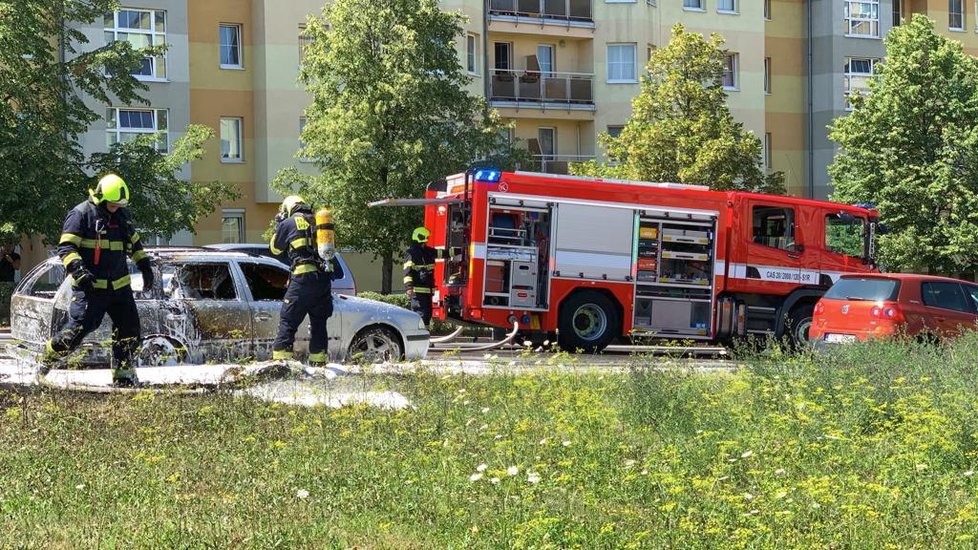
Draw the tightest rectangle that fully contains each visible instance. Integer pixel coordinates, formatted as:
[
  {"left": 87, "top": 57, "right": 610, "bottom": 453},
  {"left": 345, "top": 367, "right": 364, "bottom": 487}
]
[
  {"left": 270, "top": 195, "right": 333, "bottom": 365},
  {"left": 42, "top": 174, "right": 154, "bottom": 386},
  {"left": 403, "top": 226, "right": 441, "bottom": 327}
]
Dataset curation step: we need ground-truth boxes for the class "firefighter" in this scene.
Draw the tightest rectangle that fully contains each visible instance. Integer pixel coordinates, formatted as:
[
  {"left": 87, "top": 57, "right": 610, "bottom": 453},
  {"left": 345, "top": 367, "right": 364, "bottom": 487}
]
[
  {"left": 42, "top": 174, "right": 154, "bottom": 387},
  {"left": 404, "top": 226, "right": 440, "bottom": 327},
  {"left": 270, "top": 195, "right": 333, "bottom": 365}
]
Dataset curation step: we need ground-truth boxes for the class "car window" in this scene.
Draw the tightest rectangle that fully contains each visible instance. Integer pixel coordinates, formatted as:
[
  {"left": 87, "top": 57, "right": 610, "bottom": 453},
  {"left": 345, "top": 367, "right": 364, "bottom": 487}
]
[
  {"left": 965, "top": 285, "right": 978, "bottom": 313},
  {"left": 170, "top": 263, "right": 237, "bottom": 300},
  {"left": 241, "top": 263, "right": 288, "bottom": 301},
  {"left": 825, "top": 214, "right": 865, "bottom": 258},
  {"left": 16, "top": 260, "right": 65, "bottom": 298},
  {"left": 921, "top": 282, "right": 971, "bottom": 313},
  {"left": 824, "top": 277, "right": 900, "bottom": 301},
  {"left": 752, "top": 206, "right": 795, "bottom": 250}
]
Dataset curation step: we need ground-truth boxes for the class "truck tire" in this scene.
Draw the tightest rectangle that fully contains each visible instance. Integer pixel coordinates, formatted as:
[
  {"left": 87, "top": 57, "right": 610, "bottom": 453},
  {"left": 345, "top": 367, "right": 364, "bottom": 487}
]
[
  {"left": 557, "top": 291, "right": 620, "bottom": 353},
  {"left": 785, "top": 304, "right": 815, "bottom": 348}
]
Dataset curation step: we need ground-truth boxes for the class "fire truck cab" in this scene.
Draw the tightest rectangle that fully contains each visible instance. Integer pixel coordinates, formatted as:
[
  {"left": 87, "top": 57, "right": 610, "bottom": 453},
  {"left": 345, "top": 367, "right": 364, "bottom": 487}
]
[{"left": 385, "top": 170, "right": 878, "bottom": 352}]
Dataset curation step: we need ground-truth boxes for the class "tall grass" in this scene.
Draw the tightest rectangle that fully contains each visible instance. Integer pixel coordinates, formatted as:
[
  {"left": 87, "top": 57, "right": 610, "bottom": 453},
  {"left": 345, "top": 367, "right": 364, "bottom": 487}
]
[{"left": 3, "top": 336, "right": 978, "bottom": 548}]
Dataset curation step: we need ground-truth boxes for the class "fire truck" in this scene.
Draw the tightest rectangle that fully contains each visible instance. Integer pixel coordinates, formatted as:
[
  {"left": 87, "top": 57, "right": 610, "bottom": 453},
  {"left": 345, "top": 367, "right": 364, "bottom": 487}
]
[{"left": 375, "top": 170, "right": 879, "bottom": 352}]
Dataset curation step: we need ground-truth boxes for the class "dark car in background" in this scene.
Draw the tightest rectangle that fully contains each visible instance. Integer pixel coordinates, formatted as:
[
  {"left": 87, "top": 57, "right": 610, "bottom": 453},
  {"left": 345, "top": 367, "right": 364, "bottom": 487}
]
[
  {"left": 812, "top": 274, "right": 978, "bottom": 345},
  {"left": 203, "top": 243, "right": 356, "bottom": 296}
]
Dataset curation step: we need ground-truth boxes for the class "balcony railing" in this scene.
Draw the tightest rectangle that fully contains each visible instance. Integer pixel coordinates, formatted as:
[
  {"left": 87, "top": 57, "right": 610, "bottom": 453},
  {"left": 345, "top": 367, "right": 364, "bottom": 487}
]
[
  {"left": 520, "top": 155, "right": 595, "bottom": 175},
  {"left": 488, "top": 0, "right": 593, "bottom": 24},
  {"left": 489, "top": 69, "right": 594, "bottom": 107}
]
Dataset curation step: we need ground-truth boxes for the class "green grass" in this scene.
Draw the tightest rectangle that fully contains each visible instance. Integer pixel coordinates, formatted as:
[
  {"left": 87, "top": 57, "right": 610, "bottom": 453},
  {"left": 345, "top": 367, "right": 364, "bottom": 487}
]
[{"left": 4, "top": 337, "right": 978, "bottom": 548}]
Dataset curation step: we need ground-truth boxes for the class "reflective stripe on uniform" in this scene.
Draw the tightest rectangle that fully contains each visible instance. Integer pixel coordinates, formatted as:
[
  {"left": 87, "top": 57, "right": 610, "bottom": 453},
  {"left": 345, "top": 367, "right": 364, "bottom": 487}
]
[
  {"left": 269, "top": 235, "right": 283, "bottom": 256},
  {"left": 403, "top": 261, "right": 415, "bottom": 269},
  {"left": 415, "top": 264, "right": 435, "bottom": 270},
  {"left": 60, "top": 233, "right": 82, "bottom": 246},
  {"left": 131, "top": 249, "right": 148, "bottom": 263},
  {"left": 413, "top": 287, "right": 432, "bottom": 294},
  {"left": 403, "top": 276, "right": 413, "bottom": 284},
  {"left": 308, "top": 351, "right": 328, "bottom": 363},
  {"left": 87, "top": 274, "right": 131, "bottom": 290},
  {"left": 79, "top": 239, "right": 125, "bottom": 251},
  {"left": 272, "top": 350, "right": 294, "bottom": 360},
  {"left": 293, "top": 263, "right": 319, "bottom": 275},
  {"left": 290, "top": 237, "right": 312, "bottom": 250},
  {"left": 62, "top": 252, "right": 82, "bottom": 267},
  {"left": 130, "top": 232, "right": 141, "bottom": 244}
]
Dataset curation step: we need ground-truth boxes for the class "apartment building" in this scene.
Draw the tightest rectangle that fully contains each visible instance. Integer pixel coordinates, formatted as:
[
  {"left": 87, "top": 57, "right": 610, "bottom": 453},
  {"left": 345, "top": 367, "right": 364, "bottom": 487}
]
[{"left": 52, "top": 1, "right": 978, "bottom": 283}]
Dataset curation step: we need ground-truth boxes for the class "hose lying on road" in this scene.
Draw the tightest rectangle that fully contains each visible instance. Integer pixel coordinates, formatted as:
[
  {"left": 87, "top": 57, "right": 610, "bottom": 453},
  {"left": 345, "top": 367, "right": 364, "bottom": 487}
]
[
  {"left": 429, "top": 321, "right": 520, "bottom": 352},
  {"left": 429, "top": 325, "right": 464, "bottom": 344}
]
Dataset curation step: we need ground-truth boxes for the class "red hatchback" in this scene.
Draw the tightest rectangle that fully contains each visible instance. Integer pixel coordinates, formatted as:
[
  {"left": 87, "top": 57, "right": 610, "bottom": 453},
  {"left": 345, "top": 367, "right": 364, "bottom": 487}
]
[{"left": 812, "top": 274, "right": 978, "bottom": 344}]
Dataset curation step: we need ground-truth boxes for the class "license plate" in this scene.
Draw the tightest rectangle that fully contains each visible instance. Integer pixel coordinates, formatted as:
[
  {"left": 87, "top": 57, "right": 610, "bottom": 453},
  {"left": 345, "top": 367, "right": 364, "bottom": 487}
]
[{"left": 824, "top": 333, "right": 856, "bottom": 344}]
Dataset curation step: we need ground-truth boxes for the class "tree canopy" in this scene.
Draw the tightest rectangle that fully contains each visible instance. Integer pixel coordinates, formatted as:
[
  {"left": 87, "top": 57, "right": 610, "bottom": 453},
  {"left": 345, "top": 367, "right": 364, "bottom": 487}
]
[
  {"left": 276, "top": 0, "right": 522, "bottom": 292},
  {"left": 829, "top": 15, "right": 978, "bottom": 274},
  {"left": 572, "top": 24, "right": 783, "bottom": 194},
  {"left": 0, "top": 0, "right": 234, "bottom": 242}
]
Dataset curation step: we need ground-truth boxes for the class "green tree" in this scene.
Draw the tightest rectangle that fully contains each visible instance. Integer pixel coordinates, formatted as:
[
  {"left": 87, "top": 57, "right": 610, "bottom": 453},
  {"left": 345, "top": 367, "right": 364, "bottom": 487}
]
[
  {"left": 0, "top": 0, "right": 235, "bottom": 241},
  {"left": 572, "top": 24, "right": 783, "bottom": 194},
  {"left": 829, "top": 15, "right": 978, "bottom": 274},
  {"left": 277, "top": 0, "right": 521, "bottom": 293}
]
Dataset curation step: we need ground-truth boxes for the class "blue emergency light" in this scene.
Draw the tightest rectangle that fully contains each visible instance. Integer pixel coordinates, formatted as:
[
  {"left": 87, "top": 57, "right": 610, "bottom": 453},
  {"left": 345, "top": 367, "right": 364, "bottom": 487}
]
[{"left": 473, "top": 170, "right": 501, "bottom": 182}]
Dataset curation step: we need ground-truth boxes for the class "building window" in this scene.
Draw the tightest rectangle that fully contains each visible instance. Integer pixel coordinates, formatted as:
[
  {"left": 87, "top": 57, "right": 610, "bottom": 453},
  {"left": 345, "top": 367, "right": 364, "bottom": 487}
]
[
  {"left": 763, "top": 133, "right": 772, "bottom": 169},
  {"left": 221, "top": 210, "right": 245, "bottom": 244},
  {"left": 104, "top": 9, "right": 167, "bottom": 79},
  {"left": 764, "top": 0, "right": 772, "bottom": 19},
  {"left": 892, "top": 0, "right": 901, "bottom": 26},
  {"left": 718, "top": 0, "right": 737, "bottom": 13},
  {"left": 950, "top": 0, "right": 964, "bottom": 30},
  {"left": 607, "top": 43, "right": 637, "bottom": 83},
  {"left": 844, "top": 1, "right": 880, "bottom": 37},
  {"left": 466, "top": 33, "right": 479, "bottom": 75},
  {"left": 844, "top": 57, "right": 879, "bottom": 110},
  {"left": 219, "top": 24, "right": 242, "bottom": 68},
  {"left": 299, "top": 25, "right": 314, "bottom": 64},
  {"left": 607, "top": 125, "right": 624, "bottom": 139},
  {"left": 683, "top": 0, "right": 704, "bottom": 10},
  {"left": 722, "top": 53, "right": 739, "bottom": 90},
  {"left": 764, "top": 57, "right": 771, "bottom": 93},
  {"left": 106, "top": 108, "right": 168, "bottom": 152},
  {"left": 220, "top": 117, "right": 243, "bottom": 162}
]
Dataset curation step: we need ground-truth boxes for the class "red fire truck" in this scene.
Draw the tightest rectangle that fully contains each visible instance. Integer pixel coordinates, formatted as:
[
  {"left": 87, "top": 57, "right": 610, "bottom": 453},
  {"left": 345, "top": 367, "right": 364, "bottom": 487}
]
[{"left": 377, "top": 170, "right": 879, "bottom": 351}]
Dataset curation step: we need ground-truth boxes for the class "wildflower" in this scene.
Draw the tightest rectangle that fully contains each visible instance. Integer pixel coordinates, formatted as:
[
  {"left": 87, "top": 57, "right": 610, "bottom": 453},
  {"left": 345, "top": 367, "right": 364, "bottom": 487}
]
[
  {"left": 527, "top": 472, "right": 541, "bottom": 484},
  {"left": 727, "top": 458, "right": 737, "bottom": 463},
  {"left": 774, "top": 468, "right": 787, "bottom": 476},
  {"left": 490, "top": 477, "right": 500, "bottom": 485},
  {"left": 741, "top": 450, "right": 753, "bottom": 458},
  {"left": 469, "top": 473, "right": 484, "bottom": 482},
  {"left": 494, "top": 434, "right": 503, "bottom": 440},
  {"left": 75, "top": 484, "right": 85, "bottom": 490},
  {"left": 458, "top": 388, "right": 467, "bottom": 394},
  {"left": 965, "top": 470, "right": 975, "bottom": 477},
  {"left": 562, "top": 440, "right": 572, "bottom": 447},
  {"left": 744, "top": 493, "right": 755, "bottom": 501},
  {"left": 465, "top": 418, "right": 475, "bottom": 426},
  {"left": 539, "top": 438, "right": 548, "bottom": 445},
  {"left": 477, "top": 464, "right": 488, "bottom": 472},
  {"left": 296, "top": 489, "right": 310, "bottom": 499},
  {"left": 481, "top": 407, "right": 490, "bottom": 414},
  {"left": 641, "top": 469, "right": 649, "bottom": 475},
  {"left": 507, "top": 466, "right": 519, "bottom": 476},
  {"left": 624, "top": 459, "right": 637, "bottom": 468}
]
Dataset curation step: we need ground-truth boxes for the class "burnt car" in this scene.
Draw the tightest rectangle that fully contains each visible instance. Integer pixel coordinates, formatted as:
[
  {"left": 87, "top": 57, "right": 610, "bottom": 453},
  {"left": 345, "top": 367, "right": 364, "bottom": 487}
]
[
  {"left": 202, "top": 243, "right": 357, "bottom": 297},
  {"left": 10, "top": 249, "right": 428, "bottom": 365}
]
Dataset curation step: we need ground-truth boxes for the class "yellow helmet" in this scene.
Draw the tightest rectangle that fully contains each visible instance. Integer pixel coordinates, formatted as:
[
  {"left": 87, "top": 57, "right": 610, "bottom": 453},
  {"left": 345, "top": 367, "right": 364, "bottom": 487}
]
[
  {"left": 90, "top": 174, "right": 130, "bottom": 206},
  {"left": 412, "top": 226, "right": 431, "bottom": 243},
  {"left": 281, "top": 195, "right": 306, "bottom": 216}
]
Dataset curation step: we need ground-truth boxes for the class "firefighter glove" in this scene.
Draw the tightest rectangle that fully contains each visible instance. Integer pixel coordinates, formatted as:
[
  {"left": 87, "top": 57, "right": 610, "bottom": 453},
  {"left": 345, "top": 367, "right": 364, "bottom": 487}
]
[
  {"left": 274, "top": 212, "right": 286, "bottom": 224},
  {"left": 72, "top": 267, "right": 95, "bottom": 291},
  {"left": 138, "top": 259, "right": 155, "bottom": 290}
]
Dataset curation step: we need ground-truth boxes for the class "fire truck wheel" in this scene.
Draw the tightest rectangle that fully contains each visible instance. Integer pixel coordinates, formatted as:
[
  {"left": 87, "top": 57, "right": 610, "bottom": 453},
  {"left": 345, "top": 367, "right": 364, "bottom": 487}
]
[
  {"left": 786, "top": 304, "right": 815, "bottom": 347},
  {"left": 558, "top": 291, "right": 620, "bottom": 353}
]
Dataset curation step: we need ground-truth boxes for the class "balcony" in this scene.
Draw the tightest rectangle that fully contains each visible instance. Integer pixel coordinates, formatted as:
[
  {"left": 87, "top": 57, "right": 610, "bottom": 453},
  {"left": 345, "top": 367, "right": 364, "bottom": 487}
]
[
  {"left": 489, "top": 69, "right": 595, "bottom": 112},
  {"left": 520, "top": 155, "right": 595, "bottom": 175},
  {"left": 488, "top": 0, "right": 594, "bottom": 28}
]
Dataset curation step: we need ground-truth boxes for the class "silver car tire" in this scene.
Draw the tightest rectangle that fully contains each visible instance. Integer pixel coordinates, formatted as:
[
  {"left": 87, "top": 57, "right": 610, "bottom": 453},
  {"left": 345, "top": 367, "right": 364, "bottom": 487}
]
[{"left": 348, "top": 326, "right": 403, "bottom": 363}]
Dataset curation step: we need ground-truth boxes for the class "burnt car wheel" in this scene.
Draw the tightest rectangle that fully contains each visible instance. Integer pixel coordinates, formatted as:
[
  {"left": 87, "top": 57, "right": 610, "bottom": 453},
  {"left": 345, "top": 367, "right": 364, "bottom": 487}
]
[
  {"left": 348, "top": 326, "right": 403, "bottom": 363},
  {"left": 140, "top": 336, "right": 186, "bottom": 367}
]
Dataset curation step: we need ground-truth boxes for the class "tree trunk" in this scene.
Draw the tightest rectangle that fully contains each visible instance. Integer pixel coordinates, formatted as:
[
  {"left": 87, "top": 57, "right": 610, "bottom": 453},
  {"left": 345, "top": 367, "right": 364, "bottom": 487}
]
[{"left": 381, "top": 251, "right": 393, "bottom": 294}]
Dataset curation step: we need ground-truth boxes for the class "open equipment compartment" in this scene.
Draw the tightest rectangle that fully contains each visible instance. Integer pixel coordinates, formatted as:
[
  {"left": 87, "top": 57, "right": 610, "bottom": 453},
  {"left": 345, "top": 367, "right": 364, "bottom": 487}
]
[
  {"left": 632, "top": 212, "right": 717, "bottom": 339},
  {"left": 482, "top": 197, "right": 552, "bottom": 310}
]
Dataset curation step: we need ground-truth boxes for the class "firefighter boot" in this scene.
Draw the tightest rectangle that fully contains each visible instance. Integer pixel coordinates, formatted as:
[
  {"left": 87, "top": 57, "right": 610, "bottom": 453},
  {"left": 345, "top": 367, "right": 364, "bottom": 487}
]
[
  {"left": 111, "top": 359, "right": 140, "bottom": 388},
  {"left": 38, "top": 341, "right": 63, "bottom": 376}
]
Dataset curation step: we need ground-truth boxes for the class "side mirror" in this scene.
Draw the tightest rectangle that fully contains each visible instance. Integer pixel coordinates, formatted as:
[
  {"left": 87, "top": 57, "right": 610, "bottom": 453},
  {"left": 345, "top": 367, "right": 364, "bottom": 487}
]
[{"left": 789, "top": 243, "right": 805, "bottom": 253}]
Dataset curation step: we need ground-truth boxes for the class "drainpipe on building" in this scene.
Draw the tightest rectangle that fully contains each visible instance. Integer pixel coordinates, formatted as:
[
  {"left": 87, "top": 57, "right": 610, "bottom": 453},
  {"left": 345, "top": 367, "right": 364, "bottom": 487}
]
[
  {"left": 807, "top": 0, "right": 815, "bottom": 198},
  {"left": 483, "top": 0, "right": 490, "bottom": 99}
]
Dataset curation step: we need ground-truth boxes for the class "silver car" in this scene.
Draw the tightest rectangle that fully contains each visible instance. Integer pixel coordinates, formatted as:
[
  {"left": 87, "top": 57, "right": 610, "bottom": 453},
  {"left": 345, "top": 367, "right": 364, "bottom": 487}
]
[
  {"left": 202, "top": 243, "right": 357, "bottom": 297},
  {"left": 10, "top": 249, "right": 428, "bottom": 365}
]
